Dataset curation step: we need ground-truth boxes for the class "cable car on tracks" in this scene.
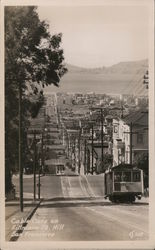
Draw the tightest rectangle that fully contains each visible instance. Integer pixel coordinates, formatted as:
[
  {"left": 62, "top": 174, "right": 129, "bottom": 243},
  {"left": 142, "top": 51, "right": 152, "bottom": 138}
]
[{"left": 104, "top": 164, "right": 144, "bottom": 203}]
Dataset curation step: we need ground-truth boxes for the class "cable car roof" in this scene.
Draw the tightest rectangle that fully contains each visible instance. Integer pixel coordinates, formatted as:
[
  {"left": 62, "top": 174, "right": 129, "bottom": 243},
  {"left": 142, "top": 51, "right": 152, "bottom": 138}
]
[{"left": 109, "top": 164, "right": 140, "bottom": 172}]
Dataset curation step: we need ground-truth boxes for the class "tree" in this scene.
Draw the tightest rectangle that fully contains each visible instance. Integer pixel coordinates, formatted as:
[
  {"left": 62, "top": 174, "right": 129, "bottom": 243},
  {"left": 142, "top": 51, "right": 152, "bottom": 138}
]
[{"left": 5, "top": 6, "right": 67, "bottom": 194}]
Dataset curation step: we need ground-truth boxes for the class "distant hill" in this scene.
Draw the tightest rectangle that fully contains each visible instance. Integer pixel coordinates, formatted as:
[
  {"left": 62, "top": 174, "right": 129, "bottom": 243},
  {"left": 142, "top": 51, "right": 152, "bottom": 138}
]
[
  {"left": 45, "top": 59, "right": 148, "bottom": 95},
  {"left": 66, "top": 59, "right": 148, "bottom": 75}
]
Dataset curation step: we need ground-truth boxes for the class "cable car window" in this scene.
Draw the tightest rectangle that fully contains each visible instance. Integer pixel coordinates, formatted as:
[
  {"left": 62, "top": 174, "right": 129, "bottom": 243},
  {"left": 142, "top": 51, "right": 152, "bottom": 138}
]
[
  {"left": 114, "top": 172, "right": 122, "bottom": 182},
  {"left": 122, "top": 171, "right": 131, "bottom": 182},
  {"left": 133, "top": 171, "right": 141, "bottom": 182},
  {"left": 114, "top": 183, "right": 121, "bottom": 191}
]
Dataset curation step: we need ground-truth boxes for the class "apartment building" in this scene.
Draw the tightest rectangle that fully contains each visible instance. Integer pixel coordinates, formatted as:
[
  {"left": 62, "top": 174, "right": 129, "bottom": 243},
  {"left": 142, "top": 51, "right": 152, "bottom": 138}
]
[{"left": 113, "top": 110, "right": 148, "bottom": 166}]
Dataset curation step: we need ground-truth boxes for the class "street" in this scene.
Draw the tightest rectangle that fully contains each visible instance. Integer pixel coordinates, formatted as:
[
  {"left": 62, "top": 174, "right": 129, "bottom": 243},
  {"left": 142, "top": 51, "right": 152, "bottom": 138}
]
[
  {"left": 4, "top": 5, "right": 152, "bottom": 246},
  {"left": 8, "top": 92, "right": 149, "bottom": 242},
  {"left": 12, "top": 174, "right": 148, "bottom": 241}
]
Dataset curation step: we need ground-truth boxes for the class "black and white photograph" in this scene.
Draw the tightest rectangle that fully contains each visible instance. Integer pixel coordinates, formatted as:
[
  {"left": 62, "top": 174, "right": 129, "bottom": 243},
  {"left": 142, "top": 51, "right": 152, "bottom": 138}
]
[{"left": 1, "top": 0, "right": 155, "bottom": 249}]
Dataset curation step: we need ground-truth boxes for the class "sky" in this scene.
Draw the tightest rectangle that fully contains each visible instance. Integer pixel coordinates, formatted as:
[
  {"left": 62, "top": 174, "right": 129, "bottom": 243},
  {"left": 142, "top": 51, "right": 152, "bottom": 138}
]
[{"left": 37, "top": 3, "right": 149, "bottom": 68}]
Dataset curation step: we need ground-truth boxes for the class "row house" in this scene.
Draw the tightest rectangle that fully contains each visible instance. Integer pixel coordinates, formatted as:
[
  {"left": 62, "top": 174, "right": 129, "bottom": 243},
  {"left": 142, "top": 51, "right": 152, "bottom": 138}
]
[{"left": 113, "top": 109, "right": 148, "bottom": 166}]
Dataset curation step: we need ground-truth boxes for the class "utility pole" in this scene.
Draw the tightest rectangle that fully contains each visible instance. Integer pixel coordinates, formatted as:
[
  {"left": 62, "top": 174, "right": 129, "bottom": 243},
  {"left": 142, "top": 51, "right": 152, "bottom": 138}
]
[
  {"left": 68, "top": 134, "right": 72, "bottom": 166},
  {"left": 101, "top": 109, "right": 104, "bottom": 172},
  {"left": 66, "top": 129, "right": 70, "bottom": 159},
  {"left": 80, "top": 126, "right": 90, "bottom": 175},
  {"left": 90, "top": 107, "right": 105, "bottom": 172},
  {"left": 78, "top": 129, "right": 81, "bottom": 174},
  {"left": 19, "top": 82, "right": 23, "bottom": 212},
  {"left": 73, "top": 137, "right": 76, "bottom": 170},
  {"left": 130, "top": 122, "right": 133, "bottom": 165},
  {"left": 38, "top": 132, "right": 43, "bottom": 200},
  {"left": 91, "top": 124, "right": 94, "bottom": 175},
  {"left": 38, "top": 164, "right": 41, "bottom": 200},
  {"left": 120, "top": 105, "right": 125, "bottom": 118},
  {"left": 82, "top": 122, "right": 95, "bottom": 175},
  {"left": 33, "top": 131, "right": 37, "bottom": 200},
  {"left": 84, "top": 139, "right": 87, "bottom": 175},
  {"left": 67, "top": 132, "right": 70, "bottom": 158}
]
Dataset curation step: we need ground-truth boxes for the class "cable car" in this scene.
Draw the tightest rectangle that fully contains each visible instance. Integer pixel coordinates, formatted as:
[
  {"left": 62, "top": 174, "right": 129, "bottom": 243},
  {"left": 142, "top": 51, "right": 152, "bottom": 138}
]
[{"left": 104, "top": 164, "right": 144, "bottom": 203}]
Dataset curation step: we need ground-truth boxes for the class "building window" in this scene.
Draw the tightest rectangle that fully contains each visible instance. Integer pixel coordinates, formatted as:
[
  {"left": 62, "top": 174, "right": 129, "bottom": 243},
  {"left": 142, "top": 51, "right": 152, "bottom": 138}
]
[
  {"left": 114, "top": 125, "right": 118, "bottom": 133},
  {"left": 137, "top": 133, "right": 143, "bottom": 144}
]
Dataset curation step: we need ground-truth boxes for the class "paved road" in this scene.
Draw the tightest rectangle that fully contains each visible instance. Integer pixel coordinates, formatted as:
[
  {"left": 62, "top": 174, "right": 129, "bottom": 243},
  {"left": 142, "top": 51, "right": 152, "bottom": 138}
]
[
  {"left": 11, "top": 174, "right": 149, "bottom": 241},
  {"left": 18, "top": 199, "right": 148, "bottom": 241}
]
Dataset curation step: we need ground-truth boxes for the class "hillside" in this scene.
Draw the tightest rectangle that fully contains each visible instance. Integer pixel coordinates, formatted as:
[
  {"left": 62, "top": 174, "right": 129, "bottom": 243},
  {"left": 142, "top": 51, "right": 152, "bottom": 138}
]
[
  {"left": 45, "top": 59, "right": 148, "bottom": 95},
  {"left": 66, "top": 59, "right": 148, "bottom": 75}
]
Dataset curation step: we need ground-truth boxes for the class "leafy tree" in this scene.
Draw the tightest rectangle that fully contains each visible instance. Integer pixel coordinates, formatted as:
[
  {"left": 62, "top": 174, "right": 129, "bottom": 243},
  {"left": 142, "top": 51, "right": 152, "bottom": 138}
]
[{"left": 5, "top": 6, "right": 67, "bottom": 194}]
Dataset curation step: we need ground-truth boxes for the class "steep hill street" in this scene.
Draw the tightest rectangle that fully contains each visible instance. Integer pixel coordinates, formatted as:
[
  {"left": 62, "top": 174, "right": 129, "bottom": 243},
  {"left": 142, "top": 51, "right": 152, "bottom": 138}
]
[
  {"left": 6, "top": 93, "right": 149, "bottom": 241},
  {"left": 10, "top": 173, "right": 149, "bottom": 241}
]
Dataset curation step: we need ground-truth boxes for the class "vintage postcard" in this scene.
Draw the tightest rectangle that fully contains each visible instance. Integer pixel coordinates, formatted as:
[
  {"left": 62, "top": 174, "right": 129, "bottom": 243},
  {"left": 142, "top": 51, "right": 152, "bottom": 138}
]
[{"left": 0, "top": 0, "right": 155, "bottom": 249}]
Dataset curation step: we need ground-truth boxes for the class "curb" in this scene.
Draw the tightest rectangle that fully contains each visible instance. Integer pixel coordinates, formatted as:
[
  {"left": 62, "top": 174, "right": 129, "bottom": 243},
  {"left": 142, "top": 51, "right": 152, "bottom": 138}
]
[{"left": 9, "top": 199, "right": 42, "bottom": 241}]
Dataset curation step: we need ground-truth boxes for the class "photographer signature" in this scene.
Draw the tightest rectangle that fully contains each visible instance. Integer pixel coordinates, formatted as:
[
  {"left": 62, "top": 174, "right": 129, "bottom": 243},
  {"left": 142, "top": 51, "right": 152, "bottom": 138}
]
[{"left": 129, "top": 230, "right": 144, "bottom": 239}]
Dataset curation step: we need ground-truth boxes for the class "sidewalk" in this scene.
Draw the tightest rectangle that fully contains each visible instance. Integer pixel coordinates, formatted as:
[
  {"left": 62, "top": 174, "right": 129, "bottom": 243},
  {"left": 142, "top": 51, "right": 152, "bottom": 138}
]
[
  {"left": 5, "top": 193, "right": 41, "bottom": 241},
  {"left": 136, "top": 196, "right": 149, "bottom": 204}
]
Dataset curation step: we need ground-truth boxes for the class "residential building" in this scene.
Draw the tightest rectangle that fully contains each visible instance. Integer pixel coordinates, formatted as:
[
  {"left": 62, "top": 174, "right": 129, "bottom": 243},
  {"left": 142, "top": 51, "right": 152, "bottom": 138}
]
[{"left": 113, "top": 110, "right": 148, "bottom": 166}]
